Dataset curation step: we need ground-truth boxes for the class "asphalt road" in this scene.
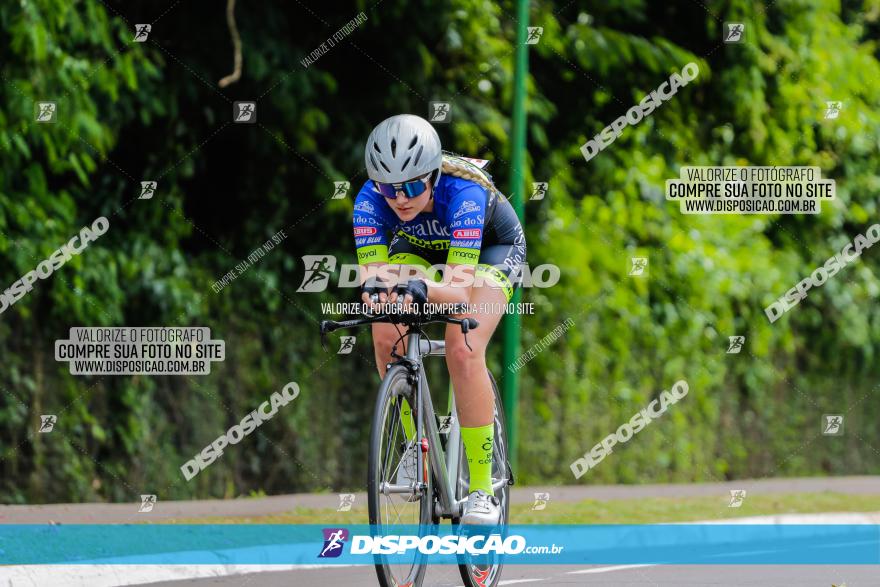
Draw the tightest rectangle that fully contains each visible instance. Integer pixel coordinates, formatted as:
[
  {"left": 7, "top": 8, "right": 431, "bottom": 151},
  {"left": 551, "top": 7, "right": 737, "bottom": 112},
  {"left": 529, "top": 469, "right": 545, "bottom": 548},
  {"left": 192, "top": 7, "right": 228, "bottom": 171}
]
[
  {"left": 3, "top": 477, "right": 878, "bottom": 586},
  {"left": 143, "top": 564, "right": 877, "bottom": 586},
  {"left": 3, "top": 476, "right": 879, "bottom": 523}
]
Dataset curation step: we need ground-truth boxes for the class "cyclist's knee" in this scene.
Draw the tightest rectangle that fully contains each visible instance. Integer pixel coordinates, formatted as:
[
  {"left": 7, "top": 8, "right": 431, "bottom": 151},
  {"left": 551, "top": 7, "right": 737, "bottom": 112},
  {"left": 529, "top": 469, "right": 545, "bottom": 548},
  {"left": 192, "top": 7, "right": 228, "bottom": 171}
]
[
  {"left": 445, "top": 339, "right": 485, "bottom": 374},
  {"left": 372, "top": 329, "right": 402, "bottom": 376}
]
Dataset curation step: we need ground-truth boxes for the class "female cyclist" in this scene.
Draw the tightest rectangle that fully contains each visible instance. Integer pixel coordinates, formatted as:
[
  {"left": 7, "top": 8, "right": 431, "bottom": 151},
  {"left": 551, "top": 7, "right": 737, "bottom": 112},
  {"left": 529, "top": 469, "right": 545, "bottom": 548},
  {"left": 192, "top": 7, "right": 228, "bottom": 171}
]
[{"left": 352, "top": 114, "right": 526, "bottom": 525}]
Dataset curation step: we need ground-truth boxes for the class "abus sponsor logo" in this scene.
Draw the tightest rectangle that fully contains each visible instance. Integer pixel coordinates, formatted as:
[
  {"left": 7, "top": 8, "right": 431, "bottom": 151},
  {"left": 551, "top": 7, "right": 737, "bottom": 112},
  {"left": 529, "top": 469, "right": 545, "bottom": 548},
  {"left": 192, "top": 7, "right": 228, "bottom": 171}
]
[
  {"left": 570, "top": 380, "right": 689, "bottom": 479},
  {"left": 0, "top": 216, "right": 110, "bottom": 315},
  {"left": 318, "top": 528, "right": 349, "bottom": 558},
  {"left": 180, "top": 382, "right": 300, "bottom": 481},
  {"left": 354, "top": 226, "right": 377, "bottom": 237},
  {"left": 453, "top": 228, "right": 481, "bottom": 239},
  {"left": 581, "top": 62, "right": 700, "bottom": 163},
  {"left": 349, "top": 534, "right": 526, "bottom": 555}
]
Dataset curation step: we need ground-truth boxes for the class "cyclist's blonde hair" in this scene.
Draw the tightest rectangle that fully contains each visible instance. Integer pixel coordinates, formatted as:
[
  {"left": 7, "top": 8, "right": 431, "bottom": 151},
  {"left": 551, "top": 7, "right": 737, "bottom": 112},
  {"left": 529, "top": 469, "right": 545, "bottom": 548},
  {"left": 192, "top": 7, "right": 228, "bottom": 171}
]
[{"left": 439, "top": 154, "right": 501, "bottom": 195}]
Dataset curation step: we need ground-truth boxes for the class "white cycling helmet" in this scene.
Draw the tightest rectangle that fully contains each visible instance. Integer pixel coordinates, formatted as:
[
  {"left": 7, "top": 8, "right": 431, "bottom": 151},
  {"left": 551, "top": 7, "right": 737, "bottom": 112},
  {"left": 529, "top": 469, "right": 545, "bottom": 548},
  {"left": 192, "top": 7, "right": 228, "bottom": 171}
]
[{"left": 365, "top": 114, "right": 442, "bottom": 184}]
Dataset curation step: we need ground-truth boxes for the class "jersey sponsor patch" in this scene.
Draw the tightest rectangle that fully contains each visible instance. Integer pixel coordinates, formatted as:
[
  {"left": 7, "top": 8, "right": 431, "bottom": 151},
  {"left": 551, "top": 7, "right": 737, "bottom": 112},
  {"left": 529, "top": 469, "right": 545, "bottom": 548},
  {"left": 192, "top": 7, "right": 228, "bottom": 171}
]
[
  {"left": 356, "top": 245, "right": 389, "bottom": 264},
  {"left": 453, "top": 200, "right": 481, "bottom": 219},
  {"left": 354, "top": 200, "right": 375, "bottom": 214},
  {"left": 355, "top": 235, "right": 383, "bottom": 246},
  {"left": 401, "top": 218, "right": 449, "bottom": 238},
  {"left": 354, "top": 226, "right": 377, "bottom": 236},
  {"left": 453, "top": 228, "right": 481, "bottom": 239},
  {"left": 448, "top": 246, "right": 480, "bottom": 265}
]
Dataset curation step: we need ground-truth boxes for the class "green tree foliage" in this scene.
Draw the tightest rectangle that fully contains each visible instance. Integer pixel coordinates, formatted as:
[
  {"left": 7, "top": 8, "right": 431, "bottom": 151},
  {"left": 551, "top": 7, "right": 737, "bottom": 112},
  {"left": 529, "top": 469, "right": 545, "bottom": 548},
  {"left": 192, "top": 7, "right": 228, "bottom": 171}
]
[{"left": 0, "top": 0, "right": 877, "bottom": 503}]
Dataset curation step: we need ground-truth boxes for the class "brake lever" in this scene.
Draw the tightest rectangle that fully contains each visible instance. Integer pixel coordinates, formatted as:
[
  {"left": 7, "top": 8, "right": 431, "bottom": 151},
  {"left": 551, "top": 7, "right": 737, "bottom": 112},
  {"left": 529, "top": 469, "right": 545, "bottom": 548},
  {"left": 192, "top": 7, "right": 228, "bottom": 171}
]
[
  {"left": 319, "top": 321, "right": 331, "bottom": 352},
  {"left": 460, "top": 319, "right": 473, "bottom": 352}
]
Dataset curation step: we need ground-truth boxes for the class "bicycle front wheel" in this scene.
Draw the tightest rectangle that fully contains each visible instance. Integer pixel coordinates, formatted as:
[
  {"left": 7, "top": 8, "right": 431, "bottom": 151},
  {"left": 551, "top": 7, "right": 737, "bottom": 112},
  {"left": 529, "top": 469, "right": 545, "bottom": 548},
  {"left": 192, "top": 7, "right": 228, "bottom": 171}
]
[{"left": 367, "top": 364, "right": 432, "bottom": 587}]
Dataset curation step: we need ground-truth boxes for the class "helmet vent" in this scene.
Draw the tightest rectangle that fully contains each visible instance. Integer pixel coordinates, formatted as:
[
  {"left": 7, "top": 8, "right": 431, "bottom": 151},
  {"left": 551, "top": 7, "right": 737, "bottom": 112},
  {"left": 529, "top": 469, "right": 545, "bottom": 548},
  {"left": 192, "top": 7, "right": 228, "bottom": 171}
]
[
  {"left": 379, "top": 160, "right": 391, "bottom": 173},
  {"left": 413, "top": 145, "right": 424, "bottom": 167},
  {"left": 373, "top": 142, "right": 381, "bottom": 153},
  {"left": 390, "top": 138, "right": 397, "bottom": 157},
  {"left": 401, "top": 156, "right": 412, "bottom": 171},
  {"left": 408, "top": 135, "right": 418, "bottom": 149},
  {"left": 369, "top": 153, "right": 379, "bottom": 169}
]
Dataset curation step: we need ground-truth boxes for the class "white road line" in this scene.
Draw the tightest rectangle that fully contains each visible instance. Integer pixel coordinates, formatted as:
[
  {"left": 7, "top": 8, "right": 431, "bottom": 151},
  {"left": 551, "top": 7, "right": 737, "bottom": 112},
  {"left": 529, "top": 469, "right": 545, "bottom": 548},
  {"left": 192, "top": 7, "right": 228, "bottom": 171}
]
[{"left": 566, "top": 564, "right": 656, "bottom": 575}]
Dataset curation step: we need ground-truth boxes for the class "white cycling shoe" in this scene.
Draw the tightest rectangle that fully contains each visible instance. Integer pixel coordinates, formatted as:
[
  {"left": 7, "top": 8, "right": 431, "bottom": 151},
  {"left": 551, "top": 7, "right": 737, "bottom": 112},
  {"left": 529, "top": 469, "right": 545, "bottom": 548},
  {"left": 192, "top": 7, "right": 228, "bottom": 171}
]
[
  {"left": 395, "top": 440, "right": 420, "bottom": 502},
  {"left": 461, "top": 489, "right": 501, "bottom": 525}
]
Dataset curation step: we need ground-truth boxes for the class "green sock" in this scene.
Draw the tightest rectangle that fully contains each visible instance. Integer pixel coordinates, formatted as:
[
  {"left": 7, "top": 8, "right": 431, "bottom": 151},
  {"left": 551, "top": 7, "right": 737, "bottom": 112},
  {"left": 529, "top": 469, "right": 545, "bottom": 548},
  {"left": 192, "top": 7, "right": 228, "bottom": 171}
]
[
  {"left": 461, "top": 423, "right": 494, "bottom": 495},
  {"left": 394, "top": 397, "right": 416, "bottom": 441}
]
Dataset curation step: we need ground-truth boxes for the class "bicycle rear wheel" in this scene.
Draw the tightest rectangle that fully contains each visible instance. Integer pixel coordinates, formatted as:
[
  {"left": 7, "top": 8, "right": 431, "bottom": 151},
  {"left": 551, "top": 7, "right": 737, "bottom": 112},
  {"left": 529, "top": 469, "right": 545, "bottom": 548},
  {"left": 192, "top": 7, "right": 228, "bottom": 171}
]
[
  {"left": 455, "top": 370, "right": 511, "bottom": 587},
  {"left": 368, "top": 364, "right": 432, "bottom": 587}
]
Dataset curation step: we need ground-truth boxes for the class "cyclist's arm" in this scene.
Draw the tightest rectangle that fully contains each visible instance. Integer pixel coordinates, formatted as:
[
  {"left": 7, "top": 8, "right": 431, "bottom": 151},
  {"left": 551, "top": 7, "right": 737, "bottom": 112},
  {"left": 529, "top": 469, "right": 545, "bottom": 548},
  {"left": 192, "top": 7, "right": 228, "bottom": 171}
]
[
  {"left": 419, "top": 182, "right": 488, "bottom": 305},
  {"left": 353, "top": 185, "right": 391, "bottom": 266},
  {"left": 353, "top": 185, "right": 395, "bottom": 305}
]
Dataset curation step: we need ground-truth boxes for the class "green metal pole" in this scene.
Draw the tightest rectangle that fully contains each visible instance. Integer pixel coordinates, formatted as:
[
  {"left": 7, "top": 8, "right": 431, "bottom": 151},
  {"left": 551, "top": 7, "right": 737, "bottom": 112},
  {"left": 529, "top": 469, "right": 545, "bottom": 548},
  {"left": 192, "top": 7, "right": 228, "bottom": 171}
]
[{"left": 502, "top": 0, "right": 529, "bottom": 474}]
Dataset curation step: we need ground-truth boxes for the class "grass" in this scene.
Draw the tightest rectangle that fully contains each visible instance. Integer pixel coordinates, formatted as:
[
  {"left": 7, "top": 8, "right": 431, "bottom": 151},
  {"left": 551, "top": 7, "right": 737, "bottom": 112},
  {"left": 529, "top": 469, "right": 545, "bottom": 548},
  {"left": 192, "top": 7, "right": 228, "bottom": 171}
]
[{"left": 158, "top": 491, "right": 879, "bottom": 525}]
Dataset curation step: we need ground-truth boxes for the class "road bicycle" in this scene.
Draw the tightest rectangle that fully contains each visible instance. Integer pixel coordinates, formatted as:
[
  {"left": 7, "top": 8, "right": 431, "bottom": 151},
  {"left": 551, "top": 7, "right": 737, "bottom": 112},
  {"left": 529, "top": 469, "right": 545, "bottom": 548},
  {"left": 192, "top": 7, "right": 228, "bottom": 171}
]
[{"left": 320, "top": 302, "right": 513, "bottom": 587}]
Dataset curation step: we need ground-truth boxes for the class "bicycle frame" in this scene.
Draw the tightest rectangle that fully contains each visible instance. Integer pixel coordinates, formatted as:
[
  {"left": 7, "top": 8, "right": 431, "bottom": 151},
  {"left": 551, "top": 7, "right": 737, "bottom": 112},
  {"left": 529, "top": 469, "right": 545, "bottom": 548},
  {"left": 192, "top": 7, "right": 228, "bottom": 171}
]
[{"left": 382, "top": 329, "right": 509, "bottom": 520}]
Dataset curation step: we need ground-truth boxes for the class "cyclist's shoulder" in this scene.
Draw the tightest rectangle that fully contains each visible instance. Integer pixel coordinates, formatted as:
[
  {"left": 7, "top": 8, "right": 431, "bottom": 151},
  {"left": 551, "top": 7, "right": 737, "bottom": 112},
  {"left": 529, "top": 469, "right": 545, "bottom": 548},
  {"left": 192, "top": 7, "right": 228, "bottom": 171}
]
[
  {"left": 437, "top": 155, "right": 504, "bottom": 200},
  {"left": 354, "top": 179, "right": 381, "bottom": 202},
  {"left": 436, "top": 174, "right": 490, "bottom": 210},
  {"left": 353, "top": 183, "right": 394, "bottom": 223},
  {"left": 437, "top": 173, "right": 484, "bottom": 195}
]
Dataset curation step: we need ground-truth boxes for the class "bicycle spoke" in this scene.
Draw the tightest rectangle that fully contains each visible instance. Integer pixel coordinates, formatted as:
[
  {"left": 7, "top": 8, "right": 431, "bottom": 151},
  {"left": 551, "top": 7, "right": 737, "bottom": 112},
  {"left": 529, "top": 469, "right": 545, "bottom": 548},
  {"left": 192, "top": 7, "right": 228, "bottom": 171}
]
[
  {"left": 378, "top": 380, "right": 423, "bottom": 530},
  {"left": 381, "top": 400, "right": 398, "bottom": 484}
]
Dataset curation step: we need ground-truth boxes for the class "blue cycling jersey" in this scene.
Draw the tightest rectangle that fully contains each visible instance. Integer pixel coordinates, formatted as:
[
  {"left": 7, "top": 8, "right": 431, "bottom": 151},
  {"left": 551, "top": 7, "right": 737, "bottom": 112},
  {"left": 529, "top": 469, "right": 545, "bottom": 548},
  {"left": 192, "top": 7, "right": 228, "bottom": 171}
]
[{"left": 352, "top": 173, "right": 490, "bottom": 266}]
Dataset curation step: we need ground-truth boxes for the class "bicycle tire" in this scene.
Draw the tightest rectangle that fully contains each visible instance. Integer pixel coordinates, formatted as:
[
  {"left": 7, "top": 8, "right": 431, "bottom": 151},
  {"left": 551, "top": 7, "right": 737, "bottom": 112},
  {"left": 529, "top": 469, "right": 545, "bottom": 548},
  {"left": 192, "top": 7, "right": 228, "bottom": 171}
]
[
  {"left": 367, "top": 364, "right": 432, "bottom": 587},
  {"left": 455, "top": 369, "right": 511, "bottom": 587}
]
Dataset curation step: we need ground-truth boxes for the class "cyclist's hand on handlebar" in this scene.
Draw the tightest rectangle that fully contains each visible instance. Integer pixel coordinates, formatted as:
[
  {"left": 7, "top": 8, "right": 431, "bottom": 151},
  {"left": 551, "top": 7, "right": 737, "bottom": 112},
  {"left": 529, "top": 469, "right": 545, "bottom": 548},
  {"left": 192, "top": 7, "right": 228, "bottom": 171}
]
[
  {"left": 361, "top": 277, "right": 389, "bottom": 312},
  {"left": 360, "top": 290, "right": 385, "bottom": 313},
  {"left": 390, "top": 279, "right": 428, "bottom": 311}
]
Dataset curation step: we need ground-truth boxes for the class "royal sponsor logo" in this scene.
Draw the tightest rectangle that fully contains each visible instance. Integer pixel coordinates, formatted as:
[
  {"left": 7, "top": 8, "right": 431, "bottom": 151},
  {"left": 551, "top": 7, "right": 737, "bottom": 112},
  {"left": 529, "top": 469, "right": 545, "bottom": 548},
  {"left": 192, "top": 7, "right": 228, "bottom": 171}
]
[
  {"left": 453, "top": 229, "right": 481, "bottom": 239},
  {"left": 354, "top": 227, "right": 377, "bottom": 237}
]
